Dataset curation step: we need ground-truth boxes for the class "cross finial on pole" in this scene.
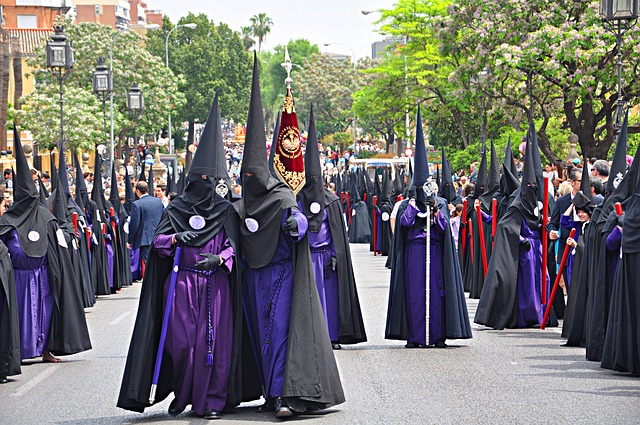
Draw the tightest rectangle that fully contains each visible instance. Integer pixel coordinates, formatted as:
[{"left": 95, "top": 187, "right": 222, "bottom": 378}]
[{"left": 281, "top": 47, "right": 293, "bottom": 88}]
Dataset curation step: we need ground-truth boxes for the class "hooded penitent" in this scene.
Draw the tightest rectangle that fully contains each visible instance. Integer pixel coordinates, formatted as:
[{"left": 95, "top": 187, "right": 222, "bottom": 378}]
[
  {"left": 272, "top": 48, "right": 305, "bottom": 195},
  {"left": 240, "top": 53, "right": 298, "bottom": 269},
  {"left": 299, "top": 103, "right": 325, "bottom": 232},
  {"left": 440, "top": 145, "right": 459, "bottom": 204}
]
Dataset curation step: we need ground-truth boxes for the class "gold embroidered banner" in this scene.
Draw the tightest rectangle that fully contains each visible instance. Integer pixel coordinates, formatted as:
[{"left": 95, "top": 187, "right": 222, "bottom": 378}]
[{"left": 274, "top": 87, "right": 306, "bottom": 194}]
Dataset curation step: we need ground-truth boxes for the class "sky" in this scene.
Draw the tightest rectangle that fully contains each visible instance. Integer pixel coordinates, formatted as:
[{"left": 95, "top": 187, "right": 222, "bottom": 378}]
[{"left": 147, "top": 0, "right": 396, "bottom": 60}]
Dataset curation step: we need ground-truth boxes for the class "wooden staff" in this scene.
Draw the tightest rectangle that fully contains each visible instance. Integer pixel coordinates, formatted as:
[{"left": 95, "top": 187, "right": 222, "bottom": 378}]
[
  {"left": 541, "top": 228, "right": 576, "bottom": 330},
  {"left": 541, "top": 177, "right": 549, "bottom": 305}
]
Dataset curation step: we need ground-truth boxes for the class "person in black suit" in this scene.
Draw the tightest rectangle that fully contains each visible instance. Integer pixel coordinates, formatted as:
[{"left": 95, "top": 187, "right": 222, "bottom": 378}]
[
  {"left": 547, "top": 168, "right": 582, "bottom": 317},
  {"left": 128, "top": 181, "right": 164, "bottom": 277}
]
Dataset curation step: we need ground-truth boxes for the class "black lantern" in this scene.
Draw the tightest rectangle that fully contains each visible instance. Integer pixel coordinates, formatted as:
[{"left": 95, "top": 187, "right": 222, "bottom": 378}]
[
  {"left": 127, "top": 83, "right": 144, "bottom": 114},
  {"left": 46, "top": 26, "right": 74, "bottom": 70},
  {"left": 601, "top": 0, "right": 639, "bottom": 20},
  {"left": 92, "top": 58, "right": 112, "bottom": 94}
]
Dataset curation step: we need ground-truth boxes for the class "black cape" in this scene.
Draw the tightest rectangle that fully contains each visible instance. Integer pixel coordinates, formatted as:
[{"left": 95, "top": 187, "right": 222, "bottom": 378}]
[
  {"left": 385, "top": 198, "right": 472, "bottom": 341},
  {"left": 325, "top": 190, "right": 367, "bottom": 344},
  {"left": 0, "top": 240, "right": 20, "bottom": 378}
]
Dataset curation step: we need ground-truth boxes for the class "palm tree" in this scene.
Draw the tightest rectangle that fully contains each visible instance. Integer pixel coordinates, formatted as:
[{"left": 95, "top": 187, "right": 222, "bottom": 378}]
[
  {"left": 241, "top": 26, "right": 255, "bottom": 51},
  {"left": 249, "top": 13, "right": 273, "bottom": 53}
]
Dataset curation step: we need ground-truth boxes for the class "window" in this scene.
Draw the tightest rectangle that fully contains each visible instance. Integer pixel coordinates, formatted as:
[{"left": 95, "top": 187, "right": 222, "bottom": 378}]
[
  {"left": 95, "top": 5, "right": 101, "bottom": 15},
  {"left": 17, "top": 15, "right": 37, "bottom": 29}
]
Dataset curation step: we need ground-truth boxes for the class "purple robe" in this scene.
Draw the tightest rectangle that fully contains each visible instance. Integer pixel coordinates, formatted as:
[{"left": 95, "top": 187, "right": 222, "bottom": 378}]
[
  {"left": 516, "top": 220, "right": 549, "bottom": 328},
  {"left": 153, "top": 230, "right": 234, "bottom": 414},
  {"left": 106, "top": 238, "right": 114, "bottom": 289},
  {"left": 605, "top": 226, "right": 622, "bottom": 286},
  {"left": 130, "top": 247, "right": 141, "bottom": 280},
  {"left": 400, "top": 202, "right": 447, "bottom": 345},
  {"left": 243, "top": 209, "right": 308, "bottom": 398},
  {"left": 1, "top": 229, "right": 53, "bottom": 359},
  {"left": 560, "top": 215, "right": 585, "bottom": 287},
  {"left": 305, "top": 208, "right": 340, "bottom": 342}
]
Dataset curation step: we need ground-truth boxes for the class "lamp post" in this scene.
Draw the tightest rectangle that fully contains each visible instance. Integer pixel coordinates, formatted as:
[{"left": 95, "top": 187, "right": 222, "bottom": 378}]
[
  {"left": 92, "top": 58, "right": 112, "bottom": 152},
  {"left": 109, "top": 24, "right": 159, "bottom": 172},
  {"left": 600, "top": 0, "right": 639, "bottom": 133},
  {"left": 127, "top": 83, "right": 144, "bottom": 169},
  {"left": 324, "top": 42, "right": 358, "bottom": 155},
  {"left": 165, "top": 23, "right": 197, "bottom": 155},
  {"left": 46, "top": 25, "right": 74, "bottom": 156}
]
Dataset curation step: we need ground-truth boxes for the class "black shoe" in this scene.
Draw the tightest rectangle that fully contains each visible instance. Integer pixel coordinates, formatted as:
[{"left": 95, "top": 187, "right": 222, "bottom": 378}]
[
  {"left": 256, "top": 398, "right": 275, "bottom": 413},
  {"left": 435, "top": 339, "right": 447, "bottom": 348},
  {"left": 168, "top": 398, "right": 184, "bottom": 416},
  {"left": 331, "top": 342, "right": 342, "bottom": 350},
  {"left": 405, "top": 342, "right": 419, "bottom": 348},
  {"left": 274, "top": 397, "right": 293, "bottom": 419},
  {"left": 203, "top": 408, "right": 221, "bottom": 420},
  {"left": 0, "top": 376, "right": 7, "bottom": 384}
]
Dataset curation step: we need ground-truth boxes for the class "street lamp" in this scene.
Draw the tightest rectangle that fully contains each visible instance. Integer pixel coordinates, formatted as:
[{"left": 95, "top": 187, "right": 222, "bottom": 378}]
[
  {"left": 109, "top": 24, "right": 159, "bottom": 171},
  {"left": 46, "top": 25, "right": 74, "bottom": 153},
  {"left": 324, "top": 42, "right": 358, "bottom": 154},
  {"left": 166, "top": 22, "right": 198, "bottom": 155},
  {"left": 127, "top": 83, "right": 144, "bottom": 168},
  {"left": 601, "top": 0, "right": 639, "bottom": 133},
  {"left": 92, "top": 58, "right": 112, "bottom": 151}
]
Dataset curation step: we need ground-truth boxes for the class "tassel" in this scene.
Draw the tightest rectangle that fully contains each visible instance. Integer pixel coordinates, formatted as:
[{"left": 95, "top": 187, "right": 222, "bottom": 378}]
[{"left": 206, "top": 352, "right": 214, "bottom": 366}]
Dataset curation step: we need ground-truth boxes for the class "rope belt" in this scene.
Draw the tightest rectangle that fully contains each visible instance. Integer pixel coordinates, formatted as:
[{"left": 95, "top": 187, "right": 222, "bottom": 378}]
[{"left": 260, "top": 257, "right": 292, "bottom": 356}]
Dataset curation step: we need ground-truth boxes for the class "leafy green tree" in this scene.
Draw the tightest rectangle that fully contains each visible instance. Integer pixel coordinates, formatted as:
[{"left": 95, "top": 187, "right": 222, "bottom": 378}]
[
  {"left": 241, "top": 26, "right": 255, "bottom": 51},
  {"left": 250, "top": 13, "right": 274, "bottom": 53},
  {"left": 18, "top": 20, "right": 184, "bottom": 155}
]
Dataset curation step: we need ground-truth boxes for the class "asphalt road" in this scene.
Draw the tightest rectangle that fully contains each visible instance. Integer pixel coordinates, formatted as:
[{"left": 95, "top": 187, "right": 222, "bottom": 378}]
[{"left": 1, "top": 243, "right": 638, "bottom": 424}]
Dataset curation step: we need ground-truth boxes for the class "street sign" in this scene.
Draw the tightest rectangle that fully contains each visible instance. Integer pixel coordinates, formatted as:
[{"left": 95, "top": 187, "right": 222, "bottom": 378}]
[{"left": 404, "top": 148, "right": 414, "bottom": 157}]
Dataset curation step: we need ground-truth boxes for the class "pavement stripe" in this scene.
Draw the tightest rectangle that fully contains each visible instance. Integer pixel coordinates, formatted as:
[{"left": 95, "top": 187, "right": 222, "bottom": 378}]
[
  {"left": 109, "top": 311, "right": 132, "bottom": 325},
  {"left": 10, "top": 366, "right": 56, "bottom": 397}
]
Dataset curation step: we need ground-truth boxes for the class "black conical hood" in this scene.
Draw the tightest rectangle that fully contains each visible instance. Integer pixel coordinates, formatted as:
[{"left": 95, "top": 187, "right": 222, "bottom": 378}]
[
  {"left": 240, "top": 52, "right": 297, "bottom": 269},
  {"left": 176, "top": 167, "right": 185, "bottom": 195},
  {"left": 268, "top": 112, "right": 281, "bottom": 179},
  {"left": 109, "top": 162, "right": 121, "bottom": 214},
  {"left": 191, "top": 91, "right": 224, "bottom": 178},
  {"left": 486, "top": 139, "right": 500, "bottom": 193},
  {"left": 474, "top": 150, "right": 488, "bottom": 196},
  {"left": 504, "top": 137, "right": 518, "bottom": 177},
  {"left": 139, "top": 160, "right": 146, "bottom": 182},
  {"left": 49, "top": 153, "right": 59, "bottom": 193},
  {"left": 412, "top": 106, "right": 430, "bottom": 186},
  {"left": 440, "top": 145, "right": 457, "bottom": 203},
  {"left": 91, "top": 148, "right": 106, "bottom": 211},
  {"left": 74, "top": 151, "right": 87, "bottom": 211},
  {"left": 165, "top": 167, "right": 175, "bottom": 196},
  {"left": 299, "top": 104, "right": 325, "bottom": 231},
  {"left": 435, "top": 166, "right": 441, "bottom": 188},
  {"left": 12, "top": 127, "right": 38, "bottom": 202},
  {"left": 621, "top": 147, "right": 640, "bottom": 252},
  {"left": 147, "top": 165, "right": 154, "bottom": 190},
  {"left": 50, "top": 177, "right": 68, "bottom": 226},
  {"left": 124, "top": 165, "right": 135, "bottom": 214},
  {"left": 606, "top": 111, "right": 629, "bottom": 195},
  {"left": 528, "top": 121, "right": 544, "bottom": 179},
  {"left": 579, "top": 155, "right": 592, "bottom": 201},
  {"left": 58, "top": 145, "right": 71, "bottom": 200},
  {"left": 38, "top": 177, "right": 48, "bottom": 206},
  {"left": 522, "top": 136, "right": 537, "bottom": 189}
]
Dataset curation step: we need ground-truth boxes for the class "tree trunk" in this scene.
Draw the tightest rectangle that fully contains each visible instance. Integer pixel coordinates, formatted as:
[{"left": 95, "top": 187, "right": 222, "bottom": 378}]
[
  {"left": 185, "top": 120, "right": 195, "bottom": 172},
  {"left": 385, "top": 124, "right": 394, "bottom": 154},
  {"left": 11, "top": 36, "right": 22, "bottom": 110},
  {"left": 0, "top": 31, "right": 9, "bottom": 150}
]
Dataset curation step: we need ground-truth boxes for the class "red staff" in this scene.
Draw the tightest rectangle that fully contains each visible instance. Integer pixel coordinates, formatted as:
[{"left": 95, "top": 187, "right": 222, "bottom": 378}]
[
  {"left": 373, "top": 195, "right": 378, "bottom": 256},
  {"left": 491, "top": 198, "right": 497, "bottom": 249},
  {"left": 476, "top": 204, "right": 488, "bottom": 278},
  {"left": 461, "top": 199, "right": 468, "bottom": 259},
  {"left": 109, "top": 207, "right": 117, "bottom": 244},
  {"left": 468, "top": 218, "right": 474, "bottom": 266},
  {"left": 72, "top": 212, "right": 78, "bottom": 237},
  {"left": 102, "top": 223, "right": 107, "bottom": 247},
  {"left": 541, "top": 228, "right": 576, "bottom": 330},
  {"left": 541, "top": 177, "right": 549, "bottom": 304},
  {"left": 346, "top": 193, "right": 352, "bottom": 225},
  {"left": 615, "top": 202, "right": 623, "bottom": 216},
  {"left": 85, "top": 227, "right": 91, "bottom": 252}
]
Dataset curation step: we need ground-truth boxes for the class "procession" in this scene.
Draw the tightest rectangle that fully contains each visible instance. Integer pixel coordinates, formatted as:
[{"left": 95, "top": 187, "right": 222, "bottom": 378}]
[{"left": 0, "top": 1, "right": 638, "bottom": 424}]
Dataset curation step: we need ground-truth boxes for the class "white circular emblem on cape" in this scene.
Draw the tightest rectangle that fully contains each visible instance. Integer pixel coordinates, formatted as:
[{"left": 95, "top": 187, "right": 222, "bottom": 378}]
[
  {"left": 28, "top": 231, "right": 40, "bottom": 242},
  {"left": 352, "top": 209, "right": 357, "bottom": 216},
  {"left": 245, "top": 218, "right": 259, "bottom": 233},
  {"left": 310, "top": 202, "right": 321, "bottom": 214},
  {"left": 189, "top": 215, "right": 205, "bottom": 230},
  {"left": 382, "top": 212, "right": 390, "bottom": 221}
]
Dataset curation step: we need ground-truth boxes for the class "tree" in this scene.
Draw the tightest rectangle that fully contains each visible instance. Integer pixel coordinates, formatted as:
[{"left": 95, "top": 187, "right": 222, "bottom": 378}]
[
  {"left": 250, "top": 13, "right": 273, "bottom": 53},
  {"left": 146, "top": 13, "right": 252, "bottom": 154},
  {"left": 17, "top": 20, "right": 184, "bottom": 155},
  {"left": 294, "top": 53, "right": 359, "bottom": 138},
  {"left": 439, "top": 0, "right": 640, "bottom": 161},
  {"left": 241, "top": 26, "right": 255, "bottom": 51}
]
